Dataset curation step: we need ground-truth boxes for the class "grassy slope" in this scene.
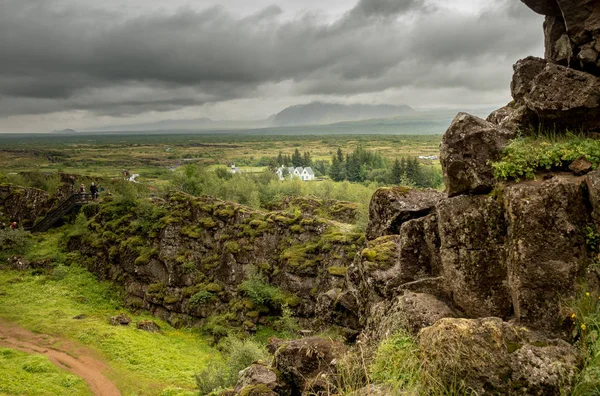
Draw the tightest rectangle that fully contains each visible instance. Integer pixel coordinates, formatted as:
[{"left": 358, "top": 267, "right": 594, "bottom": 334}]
[
  {"left": 0, "top": 264, "right": 224, "bottom": 396},
  {"left": 0, "top": 348, "right": 91, "bottom": 396}
]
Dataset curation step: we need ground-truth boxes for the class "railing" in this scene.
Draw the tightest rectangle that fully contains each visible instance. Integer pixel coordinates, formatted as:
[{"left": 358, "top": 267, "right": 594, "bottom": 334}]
[{"left": 30, "top": 193, "right": 93, "bottom": 233}]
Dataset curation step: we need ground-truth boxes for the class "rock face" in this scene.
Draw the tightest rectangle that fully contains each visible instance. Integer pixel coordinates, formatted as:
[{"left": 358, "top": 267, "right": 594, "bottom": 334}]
[
  {"left": 440, "top": 113, "right": 515, "bottom": 197},
  {"left": 272, "top": 337, "right": 347, "bottom": 396},
  {"left": 504, "top": 176, "right": 589, "bottom": 334},
  {"left": 588, "top": 170, "right": 600, "bottom": 225},
  {"left": 0, "top": 185, "right": 53, "bottom": 228},
  {"left": 73, "top": 192, "right": 362, "bottom": 331},
  {"left": 522, "top": 0, "right": 600, "bottom": 74},
  {"left": 419, "top": 317, "right": 581, "bottom": 395},
  {"left": 490, "top": 1, "right": 600, "bottom": 132},
  {"left": 362, "top": 292, "right": 458, "bottom": 342},
  {"left": 437, "top": 195, "right": 510, "bottom": 318},
  {"left": 510, "top": 57, "right": 600, "bottom": 131},
  {"left": 355, "top": 174, "right": 598, "bottom": 338},
  {"left": 265, "top": 196, "right": 359, "bottom": 224},
  {"left": 366, "top": 187, "right": 443, "bottom": 240}
]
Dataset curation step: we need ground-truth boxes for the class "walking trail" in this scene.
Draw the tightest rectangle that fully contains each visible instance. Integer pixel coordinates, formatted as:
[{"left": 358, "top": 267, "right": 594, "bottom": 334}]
[{"left": 0, "top": 319, "right": 121, "bottom": 396}]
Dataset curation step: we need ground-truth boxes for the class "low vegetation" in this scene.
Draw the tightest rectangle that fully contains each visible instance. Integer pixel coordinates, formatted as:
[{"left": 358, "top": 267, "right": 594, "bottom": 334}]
[
  {"left": 492, "top": 133, "right": 600, "bottom": 181},
  {"left": 0, "top": 231, "right": 223, "bottom": 395},
  {"left": 570, "top": 282, "right": 600, "bottom": 395},
  {"left": 0, "top": 348, "right": 91, "bottom": 396}
]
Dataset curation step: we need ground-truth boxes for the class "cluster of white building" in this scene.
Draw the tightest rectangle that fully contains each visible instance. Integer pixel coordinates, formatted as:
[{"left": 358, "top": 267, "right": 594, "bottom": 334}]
[{"left": 276, "top": 166, "right": 315, "bottom": 181}]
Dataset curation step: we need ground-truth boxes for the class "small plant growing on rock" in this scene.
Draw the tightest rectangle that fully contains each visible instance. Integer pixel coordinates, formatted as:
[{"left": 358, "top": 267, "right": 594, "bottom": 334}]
[{"left": 189, "top": 290, "right": 213, "bottom": 306}]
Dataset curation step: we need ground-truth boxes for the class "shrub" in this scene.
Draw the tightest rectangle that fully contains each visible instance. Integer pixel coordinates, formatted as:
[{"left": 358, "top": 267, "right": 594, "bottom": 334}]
[
  {"left": 0, "top": 228, "right": 32, "bottom": 259},
  {"left": 189, "top": 290, "right": 213, "bottom": 306},
  {"left": 195, "top": 360, "right": 234, "bottom": 396},
  {"left": 492, "top": 134, "right": 600, "bottom": 181},
  {"left": 194, "top": 337, "right": 270, "bottom": 395},
  {"left": 238, "top": 270, "right": 286, "bottom": 309}
]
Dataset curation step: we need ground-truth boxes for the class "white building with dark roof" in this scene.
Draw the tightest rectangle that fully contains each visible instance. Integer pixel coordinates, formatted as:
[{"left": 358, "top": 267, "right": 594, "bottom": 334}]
[
  {"left": 276, "top": 165, "right": 315, "bottom": 181},
  {"left": 301, "top": 167, "right": 315, "bottom": 181}
]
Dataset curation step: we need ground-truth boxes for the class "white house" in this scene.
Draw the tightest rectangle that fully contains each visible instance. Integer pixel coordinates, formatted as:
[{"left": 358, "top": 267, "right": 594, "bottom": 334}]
[
  {"left": 300, "top": 167, "right": 315, "bottom": 181},
  {"left": 231, "top": 163, "right": 241, "bottom": 174},
  {"left": 276, "top": 166, "right": 315, "bottom": 181}
]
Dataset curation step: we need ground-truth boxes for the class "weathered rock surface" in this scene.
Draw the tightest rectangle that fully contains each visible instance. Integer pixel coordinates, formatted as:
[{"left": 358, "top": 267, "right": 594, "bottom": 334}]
[
  {"left": 569, "top": 156, "right": 593, "bottom": 175},
  {"left": 522, "top": 0, "right": 600, "bottom": 74},
  {"left": 486, "top": 102, "right": 534, "bottom": 132},
  {"left": 272, "top": 337, "right": 347, "bottom": 396},
  {"left": 588, "top": 170, "right": 600, "bottom": 225},
  {"left": 362, "top": 292, "right": 457, "bottom": 343},
  {"left": 440, "top": 113, "right": 515, "bottom": 197},
  {"left": 136, "top": 320, "right": 160, "bottom": 332},
  {"left": 511, "top": 57, "right": 600, "bottom": 131},
  {"left": 366, "top": 187, "right": 443, "bottom": 240},
  {"left": 0, "top": 185, "right": 53, "bottom": 228},
  {"left": 265, "top": 196, "right": 359, "bottom": 224},
  {"left": 355, "top": 214, "right": 441, "bottom": 315},
  {"left": 419, "top": 317, "right": 581, "bottom": 395},
  {"left": 233, "top": 363, "right": 281, "bottom": 395},
  {"left": 437, "top": 195, "right": 511, "bottom": 318},
  {"left": 73, "top": 192, "right": 361, "bottom": 331},
  {"left": 109, "top": 313, "right": 131, "bottom": 326},
  {"left": 504, "top": 176, "right": 589, "bottom": 335}
]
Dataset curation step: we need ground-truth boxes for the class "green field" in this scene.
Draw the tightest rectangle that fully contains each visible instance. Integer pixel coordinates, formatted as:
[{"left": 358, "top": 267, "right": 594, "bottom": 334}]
[{"left": 0, "top": 133, "right": 441, "bottom": 183}]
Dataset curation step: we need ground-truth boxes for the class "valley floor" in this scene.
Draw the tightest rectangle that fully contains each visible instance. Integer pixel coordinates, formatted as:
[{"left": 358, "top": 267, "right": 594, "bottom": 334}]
[
  {"left": 0, "top": 320, "right": 117, "bottom": 395},
  {"left": 0, "top": 265, "right": 222, "bottom": 396}
]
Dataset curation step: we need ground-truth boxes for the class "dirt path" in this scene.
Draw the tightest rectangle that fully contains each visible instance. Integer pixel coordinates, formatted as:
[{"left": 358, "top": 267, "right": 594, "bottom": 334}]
[{"left": 0, "top": 319, "right": 121, "bottom": 396}]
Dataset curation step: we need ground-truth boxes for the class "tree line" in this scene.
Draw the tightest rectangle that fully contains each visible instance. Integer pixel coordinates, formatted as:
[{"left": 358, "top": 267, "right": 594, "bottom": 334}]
[{"left": 267, "top": 146, "right": 442, "bottom": 188}]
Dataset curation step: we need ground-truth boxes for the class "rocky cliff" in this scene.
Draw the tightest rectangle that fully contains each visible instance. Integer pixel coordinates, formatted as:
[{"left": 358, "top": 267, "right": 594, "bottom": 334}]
[{"left": 71, "top": 192, "right": 362, "bottom": 333}]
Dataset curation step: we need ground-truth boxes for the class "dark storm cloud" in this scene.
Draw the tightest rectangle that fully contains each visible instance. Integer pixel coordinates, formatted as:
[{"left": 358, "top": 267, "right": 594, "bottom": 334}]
[{"left": 0, "top": 0, "right": 542, "bottom": 116}]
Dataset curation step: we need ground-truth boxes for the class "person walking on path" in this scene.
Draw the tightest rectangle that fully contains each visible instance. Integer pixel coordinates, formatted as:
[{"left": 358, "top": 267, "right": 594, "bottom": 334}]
[
  {"left": 79, "top": 184, "right": 86, "bottom": 193},
  {"left": 90, "top": 183, "right": 99, "bottom": 200}
]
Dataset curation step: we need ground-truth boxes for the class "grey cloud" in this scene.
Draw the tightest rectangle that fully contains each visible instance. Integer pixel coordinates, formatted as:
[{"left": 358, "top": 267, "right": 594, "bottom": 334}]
[{"left": 0, "top": 0, "right": 543, "bottom": 116}]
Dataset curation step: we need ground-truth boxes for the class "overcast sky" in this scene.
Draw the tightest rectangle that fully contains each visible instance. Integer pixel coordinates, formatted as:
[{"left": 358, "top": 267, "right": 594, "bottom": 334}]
[{"left": 0, "top": 0, "right": 543, "bottom": 132}]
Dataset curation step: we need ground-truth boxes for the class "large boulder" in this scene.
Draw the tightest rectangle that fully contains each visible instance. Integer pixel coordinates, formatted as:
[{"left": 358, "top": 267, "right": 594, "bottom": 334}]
[
  {"left": 511, "top": 57, "right": 600, "bottom": 131},
  {"left": 419, "top": 317, "right": 581, "bottom": 395},
  {"left": 437, "top": 195, "right": 512, "bottom": 318},
  {"left": 521, "top": 0, "right": 600, "bottom": 75},
  {"left": 233, "top": 363, "right": 283, "bottom": 395},
  {"left": 272, "top": 337, "right": 347, "bottom": 395},
  {"left": 440, "top": 113, "right": 515, "bottom": 197},
  {"left": 504, "top": 176, "right": 589, "bottom": 335},
  {"left": 363, "top": 292, "right": 458, "bottom": 343},
  {"left": 366, "top": 187, "right": 443, "bottom": 240}
]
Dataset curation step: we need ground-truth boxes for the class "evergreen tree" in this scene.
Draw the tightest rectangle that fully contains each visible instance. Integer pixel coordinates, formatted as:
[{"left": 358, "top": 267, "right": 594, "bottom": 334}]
[
  {"left": 303, "top": 152, "right": 312, "bottom": 167},
  {"left": 277, "top": 152, "right": 284, "bottom": 166},
  {"left": 391, "top": 159, "right": 403, "bottom": 184},
  {"left": 336, "top": 148, "right": 344, "bottom": 164},
  {"left": 292, "top": 149, "right": 302, "bottom": 167},
  {"left": 328, "top": 155, "right": 345, "bottom": 182}
]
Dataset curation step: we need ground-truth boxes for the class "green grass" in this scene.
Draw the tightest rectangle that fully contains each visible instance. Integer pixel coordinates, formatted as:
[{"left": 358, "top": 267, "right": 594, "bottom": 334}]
[
  {"left": 0, "top": 265, "right": 224, "bottom": 395},
  {"left": 0, "top": 348, "right": 91, "bottom": 396},
  {"left": 492, "top": 134, "right": 600, "bottom": 181},
  {"left": 569, "top": 285, "right": 600, "bottom": 395}
]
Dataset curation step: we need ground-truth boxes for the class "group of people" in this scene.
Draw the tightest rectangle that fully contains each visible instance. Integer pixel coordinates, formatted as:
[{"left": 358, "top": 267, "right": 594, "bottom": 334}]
[{"left": 78, "top": 182, "right": 104, "bottom": 199}]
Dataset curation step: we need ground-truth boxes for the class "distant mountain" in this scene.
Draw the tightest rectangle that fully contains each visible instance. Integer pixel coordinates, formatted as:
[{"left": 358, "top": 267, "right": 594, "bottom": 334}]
[
  {"left": 51, "top": 128, "right": 77, "bottom": 134},
  {"left": 269, "top": 102, "right": 416, "bottom": 127}
]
